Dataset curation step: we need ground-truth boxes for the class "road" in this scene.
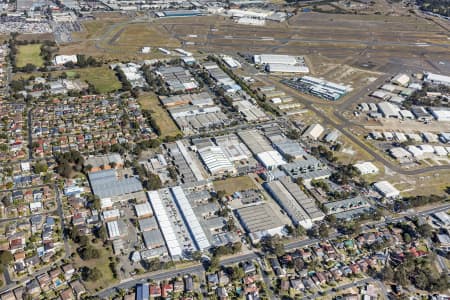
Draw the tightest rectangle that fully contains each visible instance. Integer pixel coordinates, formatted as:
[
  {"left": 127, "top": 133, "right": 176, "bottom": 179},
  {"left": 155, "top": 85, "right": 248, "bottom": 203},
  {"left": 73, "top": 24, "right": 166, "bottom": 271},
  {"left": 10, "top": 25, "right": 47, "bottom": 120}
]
[
  {"left": 94, "top": 203, "right": 450, "bottom": 298},
  {"left": 257, "top": 74, "right": 450, "bottom": 176},
  {"left": 54, "top": 185, "right": 71, "bottom": 259}
]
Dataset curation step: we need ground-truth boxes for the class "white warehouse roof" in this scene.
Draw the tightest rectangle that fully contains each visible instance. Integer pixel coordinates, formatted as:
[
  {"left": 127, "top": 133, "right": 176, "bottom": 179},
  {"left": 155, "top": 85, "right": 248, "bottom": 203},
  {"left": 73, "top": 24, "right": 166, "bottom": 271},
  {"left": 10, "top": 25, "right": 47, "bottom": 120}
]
[
  {"left": 303, "top": 123, "right": 325, "bottom": 140},
  {"left": 198, "top": 146, "right": 236, "bottom": 175},
  {"left": 253, "top": 54, "right": 297, "bottom": 65},
  {"left": 171, "top": 186, "right": 211, "bottom": 251},
  {"left": 374, "top": 181, "right": 400, "bottom": 198},
  {"left": 266, "top": 63, "right": 309, "bottom": 73},
  {"left": 256, "top": 150, "right": 286, "bottom": 170},
  {"left": 147, "top": 191, "right": 183, "bottom": 258},
  {"left": 354, "top": 162, "right": 379, "bottom": 175},
  {"left": 134, "top": 202, "right": 153, "bottom": 218},
  {"left": 425, "top": 73, "right": 450, "bottom": 86}
]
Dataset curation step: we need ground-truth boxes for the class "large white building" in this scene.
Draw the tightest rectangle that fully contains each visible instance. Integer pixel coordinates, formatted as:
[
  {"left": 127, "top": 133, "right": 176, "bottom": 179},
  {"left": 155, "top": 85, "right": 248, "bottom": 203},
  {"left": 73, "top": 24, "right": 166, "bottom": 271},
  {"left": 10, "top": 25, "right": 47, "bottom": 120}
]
[
  {"left": 425, "top": 72, "right": 450, "bottom": 87},
  {"left": 198, "top": 146, "right": 236, "bottom": 175},
  {"left": 429, "top": 107, "right": 450, "bottom": 122},
  {"left": 53, "top": 55, "right": 78, "bottom": 65},
  {"left": 253, "top": 54, "right": 298, "bottom": 65},
  {"left": 266, "top": 63, "right": 309, "bottom": 74},
  {"left": 373, "top": 181, "right": 400, "bottom": 198},
  {"left": 256, "top": 150, "right": 286, "bottom": 171},
  {"left": 302, "top": 123, "right": 324, "bottom": 140}
]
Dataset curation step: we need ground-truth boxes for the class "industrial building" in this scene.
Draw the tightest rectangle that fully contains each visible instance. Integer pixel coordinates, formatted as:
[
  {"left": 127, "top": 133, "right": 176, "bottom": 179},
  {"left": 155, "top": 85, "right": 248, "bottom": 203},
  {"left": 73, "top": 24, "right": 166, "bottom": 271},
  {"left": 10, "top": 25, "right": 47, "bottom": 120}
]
[
  {"left": 281, "top": 155, "right": 331, "bottom": 182},
  {"left": 373, "top": 181, "right": 400, "bottom": 198},
  {"left": 134, "top": 202, "right": 153, "bottom": 218},
  {"left": 88, "top": 169, "right": 143, "bottom": 200},
  {"left": 106, "top": 221, "right": 123, "bottom": 240},
  {"left": 264, "top": 177, "right": 324, "bottom": 228},
  {"left": 165, "top": 141, "right": 204, "bottom": 183},
  {"left": 198, "top": 146, "right": 236, "bottom": 175},
  {"left": 354, "top": 162, "right": 379, "bottom": 175},
  {"left": 429, "top": 107, "right": 450, "bottom": 122},
  {"left": 171, "top": 186, "right": 211, "bottom": 251},
  {"left": 266, "top": 64, "right": 309, "bottom": 74},
  {"left": 253, "top": 54, "right": 298, "bottom": 65},
  {"left": 377, "top": 102, "right": 400, "bottom": 118},
  {"left": 238, "top": 129, "right": 273, "bottom": 154},
  {"left": 155, "top": 66, "right": 199, "bottom": 93},
  {"left": 214, "top": 134, "right": 252, "bottom": 162},
  {"left": 233, "top": 100, "right": 269, "bottom": 122},
  {"left": 323, "top": 196, "right": 371, "bottom": 220},
  {"left": 155, "top": 10, "right": 203, "bottom": 18},
  {"left": 142, "top": 230, "right": 165, "bottom": 249},
  {"left": 256, "top": 151, "right": 286, "bottom": 170},
  {"left": 235, "top": 203, "right": 285, "bottom": 243},
  {"left": 425, "top": 72, "right": 450, "bottom": 87},
  {"left": 253, "top": 54, "right": 309, "bottom": 74},
  {"left": 159, "top": 92, "right": 213, "bottom": 108},
  {"left": 302, "top": 123, "right": 325, "bottom": 140},
  {"left": 53, "top": 54, "right": 77, "bottom": 65},
  {"left": 147, "top": 190, "right": 183, "bottom": 259},
  {"left": 282, "top": 76, "right": 352, "bottom": 101}
]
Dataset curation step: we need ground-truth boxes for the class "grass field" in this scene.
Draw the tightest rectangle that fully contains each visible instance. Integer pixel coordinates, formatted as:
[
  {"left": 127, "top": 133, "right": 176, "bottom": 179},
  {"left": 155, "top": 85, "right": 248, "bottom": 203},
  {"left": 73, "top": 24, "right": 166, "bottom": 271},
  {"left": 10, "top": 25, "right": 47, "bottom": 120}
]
[
  {"left": 138, "top": 92, "right": 181, "bottom": 138},
  {"left": 214, "top": 176, "right": 257, "bottom": 195},
  {"left": 16, "top": 44, "right": 44, "bottom": 68},
  {"left": 67, "top": 67, "right": 121, "bottom": 93},
  {"left": 14, "top": 66, "right": 121, "bottom": 94},
  {"left": 72, "top": 242, "right": 117, "bottom": 292}
]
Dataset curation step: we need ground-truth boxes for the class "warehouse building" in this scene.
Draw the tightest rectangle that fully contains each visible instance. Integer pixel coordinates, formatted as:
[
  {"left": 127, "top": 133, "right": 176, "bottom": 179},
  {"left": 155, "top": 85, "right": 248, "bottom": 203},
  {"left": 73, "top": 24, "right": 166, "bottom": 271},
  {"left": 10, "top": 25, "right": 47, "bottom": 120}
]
[
  {"left": 377, "top": 102, "right": 400, "bottom": 118},
  {"left": 198, "top": 146, "right": 236, "bottom": 175},
  {"left": 281, "top": 155, "right": 331, "bottom": 182},
  {"left": 88, "top": 169, "right": 143, "bottom": 200},
  {"left": 147, "top": 190, "right": 183, "bottom": 259},
  {"left": 266, "top": 64, "right": 309, "bottom": 74},
  {"left": 142, "top": 230, "right": 165, "bottom": 249},
  {"left": 354, "top": 162, "right": 379, "bottom": 175},
  {"left": 282, "top": 76, "right": 352, "bottom": 101},
  {"left": 373, "top": 181, "right": 400, "bottom": 198},
  {"left": 235, "top": 203, "right": 285, "bottom": 243},
  {"left": 302, "top": 123, "right": 324, "bottom": 140},
  {"left": 215, "top": 134, "right": 251, "bottom": 162},
  {"left": 429, "top": 107, "right": 450, "bottom": 122},
  {"left": 264, "top": 177, "right": 324, "bottom": 228},
  {"left": 324, "top": 196, "right": 371, "bottom": 221},
  {"left": 159, "top": 92, "right": 214, "bottom": 108},
  {"left": 425, "top": 72, "right": 450, "bottom": 87},
  {"left": 155, "top": 66, "right": 199, "bottom": 93},
  {"left": 391, "top": 73, "right": 410, "bottom": 87},
  {"left": 138, "top": 217, "right": 158, "bottom": 232},
  {"left": 253, "top": 54, "right": 298, "bottom": 65},
  {"left": 171, "top": 186, "right": 211, "bottom": 251},
  {"left": 134, "top": 202, "right": 153, "bottom": 218},
  {"left": 256, "top": 150, "right": 286, "bottom": 171},
  {"left": 106, "top": 221, "right": 123, "bottom": 240},
  {"left": 273, "top": 139, "right": 307, "bottom": 160},
  {"left": 102, "top": 209, "right": 120, "bottom": 221},
  {"left": 238, "top": 129, "right": 273, "bottom": 154}
]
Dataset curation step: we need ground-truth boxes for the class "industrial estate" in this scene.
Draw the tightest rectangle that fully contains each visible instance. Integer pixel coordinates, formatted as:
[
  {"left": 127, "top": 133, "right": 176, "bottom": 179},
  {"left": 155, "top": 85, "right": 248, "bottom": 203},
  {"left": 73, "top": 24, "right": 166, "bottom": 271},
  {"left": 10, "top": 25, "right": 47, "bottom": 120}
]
[{"left": 0, "top": 0, "right": 449, "bottom": 299}]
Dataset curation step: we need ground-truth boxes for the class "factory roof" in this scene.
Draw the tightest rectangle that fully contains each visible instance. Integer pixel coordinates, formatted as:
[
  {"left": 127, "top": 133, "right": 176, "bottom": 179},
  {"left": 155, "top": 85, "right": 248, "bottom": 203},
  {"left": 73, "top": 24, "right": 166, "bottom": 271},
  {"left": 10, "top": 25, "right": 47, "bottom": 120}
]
[
  {"left": 138, "top": 217, "right": 158, "bottom": 232},
  {"left": 198, "top": 146, "right": 235, "bottom": 175},
  {"left": 171, "top": 186, "right": 211, "bottom": 251},
  {"left": 373, "top": 181, "right": 400, "bottom": 198},
  {"left": 147, "top": 191, "right": 182, "bottom": 258},
  {"left": 106, "top": 221, "right": 121, "bottom": 239},
  {"left": 256, "top": 151, "right": 286, "bottom": 170},
  {"left": 354, "top": 162, "right": 379, "bottom": 175},
  {"left": 238, "top": 129, "right": 273, "bottom": 154},
  {"left": 88, "top": 169, "right": 143, "bottom": 199},
  {"left": 142, "top": 230, "right": 165, "bottom": 249},
  {"left": 236, "top": 203, "right": 285, "bottom": 233},
  {"left": 134, "top": 202, "right": 153, "bottom": 218}
]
